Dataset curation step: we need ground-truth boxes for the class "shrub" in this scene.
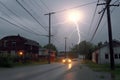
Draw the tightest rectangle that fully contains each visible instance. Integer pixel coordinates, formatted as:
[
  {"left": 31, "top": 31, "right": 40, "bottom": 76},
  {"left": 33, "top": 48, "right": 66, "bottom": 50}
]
[{"left": 0, "top": 56, "right": 14, "bottom": 67}]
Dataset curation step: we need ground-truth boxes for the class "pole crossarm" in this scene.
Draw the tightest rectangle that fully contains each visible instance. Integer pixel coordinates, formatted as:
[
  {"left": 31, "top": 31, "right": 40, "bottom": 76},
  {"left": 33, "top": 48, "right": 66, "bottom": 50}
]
[
  {"left": 97, "top": 1, "right": 119, "bottom": 14},
  {"left": 44, "top": 12, "right": 55, "bottom": 15}
]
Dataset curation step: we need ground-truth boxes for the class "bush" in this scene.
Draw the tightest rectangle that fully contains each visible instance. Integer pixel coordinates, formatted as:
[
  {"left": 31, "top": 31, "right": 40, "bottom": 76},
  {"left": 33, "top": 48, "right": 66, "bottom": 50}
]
[{"left": 0, "top": 56, "right": 14, "bottom": 67}]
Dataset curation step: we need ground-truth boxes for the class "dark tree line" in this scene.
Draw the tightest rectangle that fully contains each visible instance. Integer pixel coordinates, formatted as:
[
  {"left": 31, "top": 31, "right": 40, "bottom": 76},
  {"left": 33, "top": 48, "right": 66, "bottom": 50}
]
[{"left": 70, "top": 41, "right": 95, "bottom": 60}]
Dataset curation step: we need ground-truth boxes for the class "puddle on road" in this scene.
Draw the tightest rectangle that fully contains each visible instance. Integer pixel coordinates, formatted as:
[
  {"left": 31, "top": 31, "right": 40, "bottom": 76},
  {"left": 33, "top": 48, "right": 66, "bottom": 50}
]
[{"left": 68, "top": 63, "right": 72, "bottom": 69}]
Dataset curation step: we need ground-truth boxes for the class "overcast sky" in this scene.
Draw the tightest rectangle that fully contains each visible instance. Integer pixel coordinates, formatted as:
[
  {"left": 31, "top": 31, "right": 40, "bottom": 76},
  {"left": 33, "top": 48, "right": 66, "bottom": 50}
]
[{"left": 0, "top": 0, "right": 120, "bottom": 51}]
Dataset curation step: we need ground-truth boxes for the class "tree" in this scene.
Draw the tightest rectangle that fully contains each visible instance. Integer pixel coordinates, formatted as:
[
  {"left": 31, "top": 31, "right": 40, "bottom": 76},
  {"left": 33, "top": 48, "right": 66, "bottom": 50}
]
[
  {"left": 71, "top": 41, "right": 95, "bottom": 60},
  {"left": 43, "top": 44, "right": 57, "bottom": 52}
]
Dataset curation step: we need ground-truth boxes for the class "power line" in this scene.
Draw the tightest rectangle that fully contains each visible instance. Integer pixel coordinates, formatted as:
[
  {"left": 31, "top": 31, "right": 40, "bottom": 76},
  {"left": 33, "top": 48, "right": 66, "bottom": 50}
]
[
  {"left": 90, "top": 0, "right": 110, "bottom": 41},
  {"left": 0, "top": 1, "right": 41, "bottom": 36},
  {"left": 111, "top": 0, "right": 120, "bottom": 12},
  {"left": 90, "top": 7, "right": 106, "bottom": 41},
  {"left": 54, "top": 1, "right": 97, "bottom": 13},
  {"left": 33, "top": 0, "right": 48, "bottom": 13},
  {"left": 113, "top": 0, "right": 120, "bottom": 4},
  {"left": 39, "top": 0, "right": 50, "bottom": 11},
  {"left": 16, "top": 0, "right": 48, "bottom": 32},
  {"left": 96, "top": 3, "right": 119, "bottom": 35},
  {"left": 27, "top": 0, "right": 48, "bottom": 28},
  {"left": 88, "top": 0, "right": 99, "bottom": 40},
  {"left": 0, "top": 16, "right": 42, "bottom": 36},
  {"left": 90, "top": 0, "right": 120, "bottom": 41}
]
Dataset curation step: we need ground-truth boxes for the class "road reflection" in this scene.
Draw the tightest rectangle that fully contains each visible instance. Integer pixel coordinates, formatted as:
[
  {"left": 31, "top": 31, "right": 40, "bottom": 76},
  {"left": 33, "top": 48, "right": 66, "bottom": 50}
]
[{"left": 68, "top": 63, "right": 72, "bottom": 69}]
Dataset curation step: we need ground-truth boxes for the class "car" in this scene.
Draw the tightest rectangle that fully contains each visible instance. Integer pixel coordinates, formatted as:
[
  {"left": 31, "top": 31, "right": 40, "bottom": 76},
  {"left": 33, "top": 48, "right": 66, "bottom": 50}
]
[{"left": 62, "top": 58, "right": 72, "bottom": 64}]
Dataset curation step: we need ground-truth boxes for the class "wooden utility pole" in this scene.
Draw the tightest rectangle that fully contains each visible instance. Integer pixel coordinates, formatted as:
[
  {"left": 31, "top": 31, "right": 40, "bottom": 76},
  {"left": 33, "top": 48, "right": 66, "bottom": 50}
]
[
  {"left": 45, "top": 12, "right": 55, "bottom": 64},
  {"left": 65, "top": 37, "right": 67, "bottom": 58},
  {"left": 97, "top": 0, "right": 119, "bottom": 70},
  {"left": 106, "top": 0, "right": 115, "bottom": 70}
]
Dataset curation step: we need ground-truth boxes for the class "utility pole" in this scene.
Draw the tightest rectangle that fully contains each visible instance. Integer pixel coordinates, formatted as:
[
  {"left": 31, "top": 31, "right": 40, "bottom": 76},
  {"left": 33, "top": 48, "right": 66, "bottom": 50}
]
[
  {"left": 45, "top": 12, "right": 55, "bottom": 64},
  {"left": 65, "top": 37, "right": 67, "bottom": 58},
  {"left": 106, "top": 0, "right": 119, "bottom": 70},
  {"left": 106, "top": 0, "right": 115, "bottom": 70},
  {"left": 97, "top": 0, "right": 119, "bottom": 70}
]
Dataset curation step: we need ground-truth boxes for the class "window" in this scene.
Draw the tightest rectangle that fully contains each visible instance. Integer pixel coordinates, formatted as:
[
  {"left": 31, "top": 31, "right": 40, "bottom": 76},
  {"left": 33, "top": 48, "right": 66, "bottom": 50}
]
[
  {"left": 105, "top": 54, "right": 109, "bottom": 59},
  {"left": 12, "top": 41, "right": 16, "bottom": 47},
  {"left": 3, "top": 40, "right": 8, "bottom": 47},
  {"left": 115, "top": 54, "right": 118, "bottom": 59}
]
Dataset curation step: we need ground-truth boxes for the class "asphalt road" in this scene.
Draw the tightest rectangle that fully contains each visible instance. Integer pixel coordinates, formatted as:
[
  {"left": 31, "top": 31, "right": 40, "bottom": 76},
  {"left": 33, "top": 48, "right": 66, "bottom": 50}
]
[{"left": 0, "top": 59, "right": 113, "bottom": 80}]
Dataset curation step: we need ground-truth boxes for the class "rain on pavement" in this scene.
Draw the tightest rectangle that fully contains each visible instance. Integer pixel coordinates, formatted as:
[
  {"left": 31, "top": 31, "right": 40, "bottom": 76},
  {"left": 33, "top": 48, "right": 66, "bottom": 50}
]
[{"left": 0, "top": 60, "right": 114, "bottom": 80}]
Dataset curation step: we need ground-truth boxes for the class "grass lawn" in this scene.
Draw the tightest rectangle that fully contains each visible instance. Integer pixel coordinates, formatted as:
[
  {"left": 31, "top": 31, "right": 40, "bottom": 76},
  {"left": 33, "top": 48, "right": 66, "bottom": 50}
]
[{"left": 82, "top": 60, "right": 120, "bottom": 80}]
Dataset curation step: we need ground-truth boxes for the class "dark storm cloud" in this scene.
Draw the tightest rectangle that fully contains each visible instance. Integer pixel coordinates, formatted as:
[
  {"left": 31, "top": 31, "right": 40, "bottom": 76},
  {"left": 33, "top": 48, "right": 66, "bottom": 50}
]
[{"left": 0, "top": 0, "right": 120, "bottom": 51}]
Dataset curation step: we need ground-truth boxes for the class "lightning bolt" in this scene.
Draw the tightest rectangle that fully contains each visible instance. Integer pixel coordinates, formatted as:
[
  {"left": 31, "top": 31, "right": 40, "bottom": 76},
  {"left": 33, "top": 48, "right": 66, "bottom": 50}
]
[{"left": 73, "top": 21, "right": 81, "bottom": 44}]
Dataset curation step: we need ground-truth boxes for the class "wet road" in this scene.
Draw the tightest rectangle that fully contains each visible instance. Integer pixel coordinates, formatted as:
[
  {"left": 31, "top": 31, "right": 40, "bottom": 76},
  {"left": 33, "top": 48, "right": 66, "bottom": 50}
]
[{"left": 0, "top": 60, "right": 113, "bottom": 80}]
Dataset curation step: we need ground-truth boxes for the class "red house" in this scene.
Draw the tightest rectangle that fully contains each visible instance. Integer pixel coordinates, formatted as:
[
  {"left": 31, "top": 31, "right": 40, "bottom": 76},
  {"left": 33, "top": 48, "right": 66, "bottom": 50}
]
[{"left": 0, "top": 35, "right": 40, "bottom": 61}]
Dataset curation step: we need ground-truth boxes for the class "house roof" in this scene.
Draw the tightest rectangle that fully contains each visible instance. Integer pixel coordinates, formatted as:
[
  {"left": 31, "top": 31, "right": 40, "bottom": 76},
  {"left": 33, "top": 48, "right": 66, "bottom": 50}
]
[
  {"left": 1, "top": 35, "right": 39, "bottom": 46},
  {"left": 100, "top": 40, "right": 120, "bottom": 48}
]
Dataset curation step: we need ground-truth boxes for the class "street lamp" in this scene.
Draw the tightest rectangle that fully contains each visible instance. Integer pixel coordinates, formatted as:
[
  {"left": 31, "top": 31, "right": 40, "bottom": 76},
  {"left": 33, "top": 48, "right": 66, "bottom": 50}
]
[
  {"left": 19, "top": 51, "right": 23, "bottom": 56},
  {"left": 18, "top": 51, "right": 24, "bottom": 63}
]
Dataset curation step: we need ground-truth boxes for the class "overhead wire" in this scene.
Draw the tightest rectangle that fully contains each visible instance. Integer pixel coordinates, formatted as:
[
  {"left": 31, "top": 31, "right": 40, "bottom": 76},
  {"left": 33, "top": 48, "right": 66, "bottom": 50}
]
[
  {"left": 34, "top": 0, "right": 48, "bottom": 12},
  {"left": 111, "top": 0, "right": 120, "bottom": 13},
  {"left": 54, "top": 1, "right": 97, "bottom": 13},
  {"left": 6, "top": 0, "right": 104, "bottom": 43},
  {"left": 52, "top": 35, "right": 64, "bottom": 46},
  {"left": 113, "top": 0, "right": 120, "bottom": 4},
  {"left": 94, "top": 1, "right": 119, "bottom": 39},
  {"left": 0, "top": 16, "right": 41, "bottom": 36},
  {"left": 28, "top": 0, "right": 48, "bottom": 28},
  {"left": 87, "top": 0, "right": 99, "bottom": 41},
  {"left": 90, "top": 0, "right": 119, "bottom": 41},
  {"left": 39, "top": 0, "right": 50, "bottom": 11},
  {"left": 90, "top": 6, "right": 106, "bottom": 41},
  {"left": 0, "top": 1, "right": 41, "bottom": 36},
  {"left": 16, "top": 0, "right": 48, "bottom": 32},
  {"left": 50, "top": 1, "right": 98, "bottom": 41},
  {"left": 23, "top": 0, "right": 49, "bottom": 30}
]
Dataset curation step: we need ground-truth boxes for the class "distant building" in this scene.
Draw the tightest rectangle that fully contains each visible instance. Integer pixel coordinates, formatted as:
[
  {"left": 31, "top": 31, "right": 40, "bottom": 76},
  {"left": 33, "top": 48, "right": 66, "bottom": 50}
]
[
  {"left": 0, "top": 35, "right": 40, "bottom": 60},
  {"left": 57, "top": 51, "right": 65, "bottom": 58},
  {"left": 39, "top": 48, "right": 56, "bottom": 62},
  {"left": 78, "top": 55, "right": 84, "bottom": 59},
  {"left": 92, "top": 40, "right": 120, "bottom": 64}
]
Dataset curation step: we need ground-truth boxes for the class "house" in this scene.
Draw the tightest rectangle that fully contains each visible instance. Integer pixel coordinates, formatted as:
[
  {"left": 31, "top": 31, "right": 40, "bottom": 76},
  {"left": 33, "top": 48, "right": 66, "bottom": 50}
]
[
  {"left": 0, "top": 35, "right": 40, "bottom": 61},
  {"left": 92, "top": 40, "right": 120, "bottom": 64},
  {"left": 38, "top": 48, "right": 56, "bottom": 62}
]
